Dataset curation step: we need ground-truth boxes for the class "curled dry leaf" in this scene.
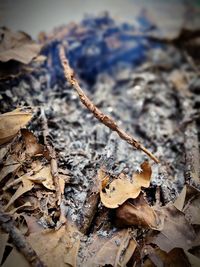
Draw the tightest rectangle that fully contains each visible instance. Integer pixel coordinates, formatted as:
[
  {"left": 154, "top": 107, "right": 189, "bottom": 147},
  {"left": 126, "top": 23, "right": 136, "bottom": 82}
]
[
  {"left": 115, "top": 194, "right": 163, "bottom": 230},
  {"left": 21, "top": 129, "right": 44, "bottom": 157},
  {"left": 0, "top": 109, "right": 32, "bottom": 145},
  {"left": 83, "top": 229, "right": 137, "bottom": 267},
  {"left": 0, "top": 27, "right": 41, "bottom": 64},
  {"left": 100, "top": 161, "right": 152, "bottom": 208},
  {"left": 27, "top": 224, "right": 81, "bottom": 267}
]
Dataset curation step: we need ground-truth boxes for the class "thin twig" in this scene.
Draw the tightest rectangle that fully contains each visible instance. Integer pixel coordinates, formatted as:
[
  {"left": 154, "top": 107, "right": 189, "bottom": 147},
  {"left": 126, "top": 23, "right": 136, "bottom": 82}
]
[
  {"left": 0, "top": 209, "right": 45, "bottom": 267},
  {"left": 59, "top": 46, "right": 159, "bottom": 163},
  {"left": 40, "top": 108, "right": 62, "bottom": 206}
]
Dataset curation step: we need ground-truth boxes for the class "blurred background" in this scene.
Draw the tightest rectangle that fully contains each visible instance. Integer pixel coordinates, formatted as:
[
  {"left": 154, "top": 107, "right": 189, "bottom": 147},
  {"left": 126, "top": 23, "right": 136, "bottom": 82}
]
[{"left": 1, "top": 0, "right": 200, "bottom": 39}]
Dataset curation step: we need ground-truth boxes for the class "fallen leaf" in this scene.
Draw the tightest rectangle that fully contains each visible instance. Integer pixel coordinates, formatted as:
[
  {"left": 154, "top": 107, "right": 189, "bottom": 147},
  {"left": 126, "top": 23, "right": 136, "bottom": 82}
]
[
  {"left": 30, "top": 166, "right": 55, "bottom": 191},
  {"left": 0, "top": 109, "right": 32, "bottom": 145},
  {"left": 150, "top": 205, "right": 196, "bottom": 253},
  {"left": 21, "top": 129, "right": 44, "bottom": 156},
  {"left": 143, "top": 245, "right": 190, "bottom": 267},
  {"left": 173, "top": 185, "right": 200, "bottom": 225},
  {"left": 83, "top": 229, "right": 137, "bottom": 267},
  {"left": 100, "top": 161, "right": 152, "bottom": 208},
  {"left": 174, "top": 185, "right": 187, "bottom": 211},
  {"left": 0, "top": 28, "right": 41, "bottom": 64},
  {"left": 132, "top": 161, "right": 152, "bottom": 188},
  {"left": 23, "top": 214, "right": 44, "bottom": 234},
  {"left": 5, "top": 178, "right": 34, "bottom": 211},
  {"left": 185, "top": 251, "right": 200, "bottom": 267},
  {"left": 27, "top": 224, "right": 81, "bottom": 267},
  {"left": 115, "top": 194, "right": 162, "bottom": 230},
  {"left": 0, "top": 154, "right": 21, "bottom": 182},
  {"left": 2, "top": 248, "right": 29, "bottom": 267},
  {"left": 0, "top": 233, "right": 9, "bottom": 265}
]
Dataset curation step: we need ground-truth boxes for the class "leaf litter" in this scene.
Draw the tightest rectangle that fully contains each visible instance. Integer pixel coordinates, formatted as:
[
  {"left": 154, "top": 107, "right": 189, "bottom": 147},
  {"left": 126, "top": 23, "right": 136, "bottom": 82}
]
[{"left": 0, "top": 7, "right": 200, "bottom": 267}]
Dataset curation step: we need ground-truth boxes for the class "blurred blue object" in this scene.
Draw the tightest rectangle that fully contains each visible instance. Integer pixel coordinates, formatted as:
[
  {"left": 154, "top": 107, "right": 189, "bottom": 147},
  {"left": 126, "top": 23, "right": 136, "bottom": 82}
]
[{"left": 41, "top": 12, "right": 162, "bottom": 86}]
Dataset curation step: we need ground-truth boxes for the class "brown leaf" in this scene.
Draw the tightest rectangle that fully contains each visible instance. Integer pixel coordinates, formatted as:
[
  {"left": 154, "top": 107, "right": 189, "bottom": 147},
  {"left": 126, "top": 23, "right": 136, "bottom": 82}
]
[
  {"left": 0, "top": 154, "right": 21, "bottom": 182},
  {"left": 23, "top": 214, "right": 44, "bottom": 234},
  {"left": 21, "top": 129, "right": 44, "bottom": 157},
  {"left": 150, "top": 205, "right": 196, "bottom": 252},
  {"left": 142, "top": 246, "right": 191, "bottom": 267},
  {"left": 100, "top": 161, "right": 152, "bottom": 208},
  {"left": 30, "top": 165, "right": 55, "bottom": 191},
  {"left": 0, "top": 28, "right": 41, "bottom": 64},
  {"left": 185, "top": 251, "right": 200, "bottom": 267},
  {"left": 5, "top": 178, "right": 34, "bottom": 211},
  {"left": 27, "top": 224, "right": 81, "bottom": 267},
  {"left": 0, "top": 233, "right": 9, "bottom": 264},
  {"left": 115, "top": 194, "right": 162, "bottom": 230},
  {"left": 2, "top": 248, "right": 29, "bottom": 267},
  {"left": 83, "top": 229, "right": 137, "bottom": 267},
  {"left": 0, "top": 109, "right": 32, "bottom": 145}
]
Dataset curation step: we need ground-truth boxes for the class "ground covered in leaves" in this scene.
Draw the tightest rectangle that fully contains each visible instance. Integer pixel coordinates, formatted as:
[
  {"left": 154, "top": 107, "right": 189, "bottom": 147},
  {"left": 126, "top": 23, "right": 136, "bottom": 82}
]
[{"left": 0, "top": 11, "right": 200, "bottom": 267}]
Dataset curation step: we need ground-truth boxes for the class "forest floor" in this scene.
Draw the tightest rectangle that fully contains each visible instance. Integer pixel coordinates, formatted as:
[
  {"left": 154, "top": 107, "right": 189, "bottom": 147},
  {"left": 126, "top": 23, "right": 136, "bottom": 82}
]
[{"left": 0, "top": 10, "right": 200, "bottom": 267}]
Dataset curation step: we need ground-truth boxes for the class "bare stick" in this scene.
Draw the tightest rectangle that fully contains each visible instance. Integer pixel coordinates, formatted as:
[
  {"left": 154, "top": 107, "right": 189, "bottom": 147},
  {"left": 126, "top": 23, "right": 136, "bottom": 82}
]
[
  {"left": 0, "top": 209, "right": 45, "bottom": 267},
  {"left": 59, "top": 46, "right": 159, "bottom": 163},
  {"left": 40, "top": 108, "right": 62, "bottom": 206}
]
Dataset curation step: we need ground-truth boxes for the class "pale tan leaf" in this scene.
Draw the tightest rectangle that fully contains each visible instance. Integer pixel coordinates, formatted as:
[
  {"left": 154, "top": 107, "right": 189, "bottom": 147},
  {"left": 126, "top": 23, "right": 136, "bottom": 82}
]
[
  {"left": 83, "top": 229, "right": 136, "bottom": 267},
  {"left": 0, "top": 28, "right": 41, "bottom": 64},
  {"left": 132, "top": 161, "right": 152, "bottom": 188},
  {"left": 0, "top": 233, "right": 9, "bottom": 264},
  {"left": 100, "top": 178, "right": 141, "bottom": 208},
  {"left": 27, "top": 224, "right": 81, "bottom": 267},
  {"left": 0, "top": 109, "right": 32, "bottom": 145},
  {"left": 174, "top": 185, "right": 187, "bottom": 211},
  {"left": 100, "top": 161, "right": 152, "bottom": 208},
  {"left": 58, "top": 177, "right": 65, "bottom": 195},
  {"left": 2, "top": 248, "right": 29, "bottom": 267},
  {"left": 5, "top": 178, "right": 34, "bottom": 210},
  {"left": 0, "top": 157, "right": 21, "bottom": 182},
  {"left": 185, "top": 251, "right": 200, "bottom": 267},
  {"left": 31, "top": 166, "right": 55, "bottom": 190}
]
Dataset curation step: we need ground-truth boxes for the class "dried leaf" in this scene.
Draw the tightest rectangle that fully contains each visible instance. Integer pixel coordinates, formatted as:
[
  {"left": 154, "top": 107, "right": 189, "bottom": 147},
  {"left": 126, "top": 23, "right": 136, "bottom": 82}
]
[
  {"left": 21, "top": 129, "right": 44, "bottom": 156},
  {"left": 98, "top": 168, "right": 109, "bottom": 190},
  {"left": 0, "top": 109, "right": 32, "bottom": 145},
  {"left": 150, "top": 205, "right": 196, "bottom": 253},
  {"left": 0, "top": 233, "right": 9, "bottom": 264},
  {"left": 185, "top": 251, "right": 200, "bottom": 267},
  {"left": 143, "top": 246, "right": 190, "bottom": 267},
  {"left": 30, "top": 166, "right": 55, "bottom": 190},
  {"left": 5, "top": 178, "right": 34, "bottom": 211},
  {"left": 83, "top": 229, "right": 137, "bottom": 267},
  {"left": 23, "top": 214, "right": 44, "bottom": 234},
  {"left": 174, "top": 185, "right": 187, "bottom": 211},
  {"left": 132, "top": 161, "right": 152, "bottom": 188},
  {"left": 174, "top": 185, "right": 200, "bottom": 225},
  {"left": 2, "top": 248, "right": 29, "bottom": 267},
  {"left": 0, "top": 155, "right": 21, "bottom": 182},
  {"left": 27, "top": 224, "right": 81, "bottom": 267},
  {"left": 116, "top": 194, "right": 163, "bottom": 230},
  {"left": 100, "top": 161, "right": 152, "bottom": 208},
  {"left": 0, "top": 28, "right": 41, "bottom": 64}
]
